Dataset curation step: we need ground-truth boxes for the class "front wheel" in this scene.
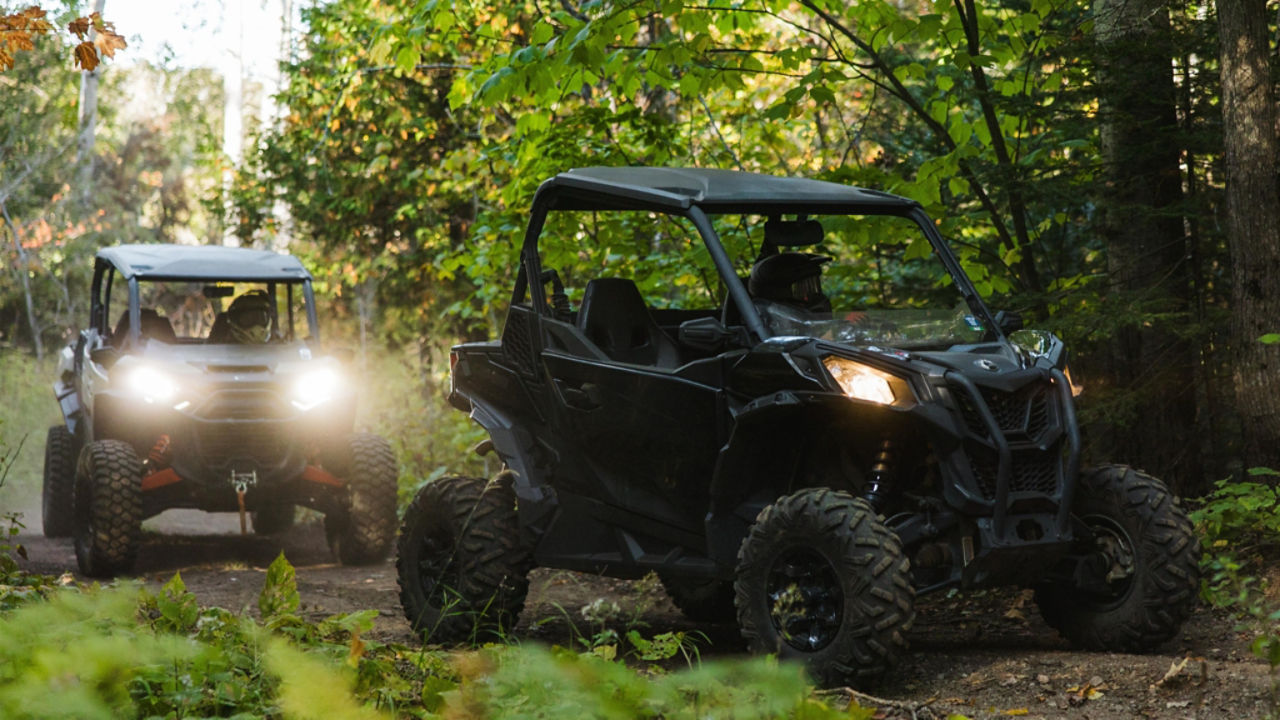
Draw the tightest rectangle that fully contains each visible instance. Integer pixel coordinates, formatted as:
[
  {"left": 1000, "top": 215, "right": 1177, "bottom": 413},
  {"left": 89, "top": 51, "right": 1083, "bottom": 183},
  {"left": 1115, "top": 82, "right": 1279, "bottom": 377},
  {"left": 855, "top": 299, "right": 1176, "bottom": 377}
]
[
  {"left": 735, "top": 488, "right": 914, "bottom": 688},
  {"left": 1035, "top": 465, "right": 1200, "bottom": 652},
  {"left": 396, "top": 475, "right": 532, "bottom": 643},
  {"left": 323, "top": 433, "right": 398, "bottom": 565},
  {"left": 73, "top": 439, "right": 143, "bottom": 578}
]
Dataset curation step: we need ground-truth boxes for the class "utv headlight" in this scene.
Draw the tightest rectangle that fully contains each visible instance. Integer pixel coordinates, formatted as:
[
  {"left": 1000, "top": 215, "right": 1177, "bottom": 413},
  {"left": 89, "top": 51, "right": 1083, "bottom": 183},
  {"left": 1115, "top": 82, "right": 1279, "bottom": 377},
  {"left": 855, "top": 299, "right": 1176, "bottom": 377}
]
[
  {"left": 822, "top": 357, "right": 896, "bottom": 405},
  {"left": 126, "top": 365, "right": 177, "bottom": 404},
  {"left": 291, "top": 367, "right": 342, "bottom": 410}
]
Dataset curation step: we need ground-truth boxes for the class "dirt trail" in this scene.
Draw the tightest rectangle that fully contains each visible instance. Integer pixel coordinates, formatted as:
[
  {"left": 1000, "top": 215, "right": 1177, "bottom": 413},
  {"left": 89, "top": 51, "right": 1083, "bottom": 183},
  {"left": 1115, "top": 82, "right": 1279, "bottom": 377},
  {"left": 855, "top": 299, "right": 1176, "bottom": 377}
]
[{"left": 14, "top": 511, "right": 1276, "bottom": 719}]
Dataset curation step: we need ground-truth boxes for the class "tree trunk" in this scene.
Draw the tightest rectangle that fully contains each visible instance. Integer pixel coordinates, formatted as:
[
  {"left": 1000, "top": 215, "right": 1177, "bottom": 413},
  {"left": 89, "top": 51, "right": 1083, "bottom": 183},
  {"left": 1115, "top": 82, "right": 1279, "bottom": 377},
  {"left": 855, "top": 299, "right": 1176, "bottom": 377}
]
[
  {"left": 1218, "top": 0, "right": 1280, "bottom": 471},
  {"left": 2, "top": 202, "right": 43, "bottom": 360},
  {"left": 75, "top": 0, "right": 107, "bottom": 209},
  {"left": 1092, "top": 0, "right": 1201, "bottom": 493}
]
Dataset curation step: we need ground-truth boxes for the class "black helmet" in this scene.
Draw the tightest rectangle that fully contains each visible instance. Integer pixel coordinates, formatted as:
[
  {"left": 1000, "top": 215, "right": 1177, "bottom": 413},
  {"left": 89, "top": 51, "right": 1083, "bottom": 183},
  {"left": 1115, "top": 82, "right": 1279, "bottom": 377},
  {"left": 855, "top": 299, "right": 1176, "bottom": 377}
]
[
  {"left": 227, "top": 290, "right": 272, "bottom": 343},
  {"left": 748, "top": 252, "right": 832, "bottom": 312}
]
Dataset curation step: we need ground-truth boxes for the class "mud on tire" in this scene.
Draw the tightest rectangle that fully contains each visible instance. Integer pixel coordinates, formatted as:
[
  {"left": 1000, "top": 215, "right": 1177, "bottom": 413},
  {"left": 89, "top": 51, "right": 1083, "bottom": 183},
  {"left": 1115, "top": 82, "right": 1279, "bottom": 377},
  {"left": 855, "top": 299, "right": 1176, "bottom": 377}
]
[
  {"left": 42, "top": 425, "right": 78, "bottom": 538},
  {"left": 396, "top": 475, "right": 532, "bottom": 643},
  {"left": 1035, "top": 464, "right": 1200, "bottom": 652},
  {"left": 73, "top": 439, "right": 143, "bottom": 578},
  {"left": 323, "top": 433, "right": 398, "bottom": 565},
  {"left": 735, "top": 488, "right": 914, "bottom": 688}
]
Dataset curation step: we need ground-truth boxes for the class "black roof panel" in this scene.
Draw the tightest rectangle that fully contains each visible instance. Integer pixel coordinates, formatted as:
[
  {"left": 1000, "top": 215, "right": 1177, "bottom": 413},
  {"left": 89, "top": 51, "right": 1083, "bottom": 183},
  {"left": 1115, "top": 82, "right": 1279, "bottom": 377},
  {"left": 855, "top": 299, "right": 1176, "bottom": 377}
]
[
  {"left": 538, "top": 167, "right": 920, "bottom": 214},
  {"left": 96, "top": 244, "right": 311, "bottom": 281}
]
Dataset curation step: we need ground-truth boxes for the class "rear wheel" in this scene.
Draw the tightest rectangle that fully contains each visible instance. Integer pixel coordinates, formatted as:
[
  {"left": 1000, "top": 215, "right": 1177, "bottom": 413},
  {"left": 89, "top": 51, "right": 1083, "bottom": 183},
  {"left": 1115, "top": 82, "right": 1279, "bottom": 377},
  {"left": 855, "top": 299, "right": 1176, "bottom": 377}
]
[
  {"left": 323, "top": 433, "right": 398, "bottom": 565},
  {"left": 396, "top": 475, "right": 532, "bottom": 643},
  {"left": 1035, "top": 465, "right": 1199, "bottom": 651},
  {"left": 42, "top": 425, "right": 78, "bottom": 538},
  {"left": 73, "top": 439, "right": 143, "bottom": 578},
  {"left": 735, "top": 488, "right": 914, "bottom": 688},
  {"left": 251, "top": 504, "right": 296, "bottom": 535}
]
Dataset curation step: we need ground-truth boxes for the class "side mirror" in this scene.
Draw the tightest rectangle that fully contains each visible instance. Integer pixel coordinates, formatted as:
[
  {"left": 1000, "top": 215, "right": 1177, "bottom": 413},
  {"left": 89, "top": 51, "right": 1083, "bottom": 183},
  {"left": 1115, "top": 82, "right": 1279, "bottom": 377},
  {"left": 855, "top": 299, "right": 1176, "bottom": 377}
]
[
  {"left": 994, "top": 310, "right": 1023, "bottom": 334},
  {"left": 679, "top": 317, "right": 738, "bottom": 351},
  {"left": 89, "top": 346, "right": 120, "bottom": 369}
]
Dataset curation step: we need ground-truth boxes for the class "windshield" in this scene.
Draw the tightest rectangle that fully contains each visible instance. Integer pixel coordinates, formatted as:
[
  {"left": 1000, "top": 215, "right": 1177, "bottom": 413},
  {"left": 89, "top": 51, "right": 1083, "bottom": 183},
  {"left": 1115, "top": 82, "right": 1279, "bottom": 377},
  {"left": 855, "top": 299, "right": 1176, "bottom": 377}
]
[
  {"left": 106, "top": 276, "right": 314, "bottom": 345},
  {"left": 716, "top": 213, "right": 987, "bottom": 349}
]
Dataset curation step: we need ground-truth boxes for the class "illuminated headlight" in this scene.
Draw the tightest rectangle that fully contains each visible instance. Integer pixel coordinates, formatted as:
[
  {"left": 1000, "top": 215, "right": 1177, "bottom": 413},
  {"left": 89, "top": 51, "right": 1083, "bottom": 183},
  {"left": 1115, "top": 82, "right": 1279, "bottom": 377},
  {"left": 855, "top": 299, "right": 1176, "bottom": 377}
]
[
  {"left": 822, "top": 357, "right": 896, "bottom": 405},
  {"left": 291, "top": 367, "right": 342, "bottom": 410},
  {"left": 126, "top": 366, "right": 177, "bottom": 404}
]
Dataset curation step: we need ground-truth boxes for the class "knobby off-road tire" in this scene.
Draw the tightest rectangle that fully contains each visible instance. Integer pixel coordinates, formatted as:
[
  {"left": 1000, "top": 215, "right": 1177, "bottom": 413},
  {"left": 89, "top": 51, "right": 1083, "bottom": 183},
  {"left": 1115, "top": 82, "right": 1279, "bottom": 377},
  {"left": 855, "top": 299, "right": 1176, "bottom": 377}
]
[
  {"left": 659, "top": 573, "right": 737, "bottom": 623},
  {"left": 735, "top": 488, "right": 914, "bottom": 688},
  {"left": 396, "top": 475, "right": 532, "bottom": 644},
  {"left": 323, "top": 433, "right": 398, "bottom": 565},
  {"left": 73, "top": 439, "right": 143, "bottom": 578},
  {"left": 251, "top": 504, "right": 296, "bottom": 535},
  {"left": 42, "top": 425, "right": 78, "bottom": 538},
  {"left": 1035, "top": 464, "right": 1200, "bottom": 652}
]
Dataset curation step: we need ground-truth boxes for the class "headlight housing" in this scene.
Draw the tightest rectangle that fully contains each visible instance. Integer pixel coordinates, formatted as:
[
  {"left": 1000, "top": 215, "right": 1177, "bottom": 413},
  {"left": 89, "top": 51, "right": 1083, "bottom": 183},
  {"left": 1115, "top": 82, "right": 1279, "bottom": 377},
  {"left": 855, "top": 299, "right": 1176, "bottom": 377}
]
[
  {"left": 291, "top": 367, "right": 342, "bottom": 410},
  {"left": 126, "top": 365, "right": 177, "bottom": 404},
  {"left": 822, "top": 357, "right": 897, "bottom": 405}
]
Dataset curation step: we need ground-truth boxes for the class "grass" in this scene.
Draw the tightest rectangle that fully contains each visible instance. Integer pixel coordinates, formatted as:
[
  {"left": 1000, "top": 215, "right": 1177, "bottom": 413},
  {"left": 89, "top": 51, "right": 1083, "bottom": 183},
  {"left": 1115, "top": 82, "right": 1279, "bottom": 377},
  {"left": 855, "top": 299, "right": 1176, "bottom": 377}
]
[{"left": 0, "top": 350, "right": 62, "bottom": 514}]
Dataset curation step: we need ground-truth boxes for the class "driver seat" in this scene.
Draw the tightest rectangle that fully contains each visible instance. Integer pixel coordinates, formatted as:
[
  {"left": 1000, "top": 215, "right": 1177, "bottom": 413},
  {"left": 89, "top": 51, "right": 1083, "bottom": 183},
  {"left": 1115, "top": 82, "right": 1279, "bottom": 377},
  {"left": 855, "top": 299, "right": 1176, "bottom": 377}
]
[{"left": 576, "top": 278, "right": 680, "bottom": 367}]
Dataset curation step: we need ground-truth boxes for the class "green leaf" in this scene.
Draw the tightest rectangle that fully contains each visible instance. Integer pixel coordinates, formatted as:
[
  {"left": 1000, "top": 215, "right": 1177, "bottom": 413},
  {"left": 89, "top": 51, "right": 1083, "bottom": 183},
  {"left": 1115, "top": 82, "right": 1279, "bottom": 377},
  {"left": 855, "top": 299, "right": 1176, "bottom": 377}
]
[
  {"left": 1259, "top": 333, "right": 1280, "bottom": 344},
  {"left": 259, "top": 552, "right": 300, "bottom": 620}
]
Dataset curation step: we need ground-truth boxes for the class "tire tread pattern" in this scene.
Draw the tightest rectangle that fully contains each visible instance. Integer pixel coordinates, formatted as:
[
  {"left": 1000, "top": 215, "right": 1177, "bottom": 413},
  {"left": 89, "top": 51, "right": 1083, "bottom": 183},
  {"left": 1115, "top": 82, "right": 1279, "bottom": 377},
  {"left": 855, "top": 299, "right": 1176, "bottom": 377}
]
[
  {"left": 396, "top": 475, "right": 532, "bottom": 644},
  {"left": 1035, "top": 464, "right": 1200, "bottom": 652},
  {"left": 735, "top": 488, "right": 914, "bottom": 687},
  {"left": 326, "top": 433, "right": 398, "bottom": 565},
  {"left": 73, "top": 439, "right": 143, "bottom": 578},
  {"left": 42, "top": 425, "right": 77, "bottom": 538}
]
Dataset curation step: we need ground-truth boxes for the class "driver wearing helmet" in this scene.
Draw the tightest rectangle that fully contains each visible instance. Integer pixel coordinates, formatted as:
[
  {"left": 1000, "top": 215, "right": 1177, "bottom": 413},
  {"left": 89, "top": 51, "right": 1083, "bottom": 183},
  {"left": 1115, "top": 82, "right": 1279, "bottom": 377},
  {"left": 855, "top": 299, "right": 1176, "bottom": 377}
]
[{"left": 222, "top": 290, "right": 273, "bottom": 343}]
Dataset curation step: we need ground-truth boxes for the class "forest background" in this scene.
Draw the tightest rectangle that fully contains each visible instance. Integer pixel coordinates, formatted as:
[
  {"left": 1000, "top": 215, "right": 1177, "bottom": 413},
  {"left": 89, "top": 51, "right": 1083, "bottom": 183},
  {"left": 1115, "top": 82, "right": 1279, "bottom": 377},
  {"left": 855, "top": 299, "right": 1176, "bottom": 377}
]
[
  {"left": 4, "top": 0, "right": 1280, "bottom": 716},
  {"left": 6, "top": 0, "right": 1280, "bottom": 504}
]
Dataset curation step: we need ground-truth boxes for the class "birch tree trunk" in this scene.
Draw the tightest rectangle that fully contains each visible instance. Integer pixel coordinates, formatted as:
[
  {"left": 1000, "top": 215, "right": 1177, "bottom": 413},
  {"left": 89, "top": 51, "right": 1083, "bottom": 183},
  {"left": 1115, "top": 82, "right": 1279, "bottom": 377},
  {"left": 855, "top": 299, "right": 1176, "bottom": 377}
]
[{"left": 75, "top": 0, "right": 107, "bottom": 209}]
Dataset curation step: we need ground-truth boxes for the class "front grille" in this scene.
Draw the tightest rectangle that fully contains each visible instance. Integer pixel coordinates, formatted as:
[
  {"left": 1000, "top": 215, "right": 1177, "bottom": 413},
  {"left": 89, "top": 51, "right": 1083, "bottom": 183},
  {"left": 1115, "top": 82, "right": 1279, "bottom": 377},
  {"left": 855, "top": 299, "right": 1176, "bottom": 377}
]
[
  {"left": 956, "top": 383, "right": 1054, "bottom": 441},
  {"left": 967, "top": 444, "right": 1063, "bottom": 499},
  {"left": 196, "top": 422, "right": 289, "bottom": 465},
  {"left": 950, "top": 376, "right": 1065, "bottom": 501}
]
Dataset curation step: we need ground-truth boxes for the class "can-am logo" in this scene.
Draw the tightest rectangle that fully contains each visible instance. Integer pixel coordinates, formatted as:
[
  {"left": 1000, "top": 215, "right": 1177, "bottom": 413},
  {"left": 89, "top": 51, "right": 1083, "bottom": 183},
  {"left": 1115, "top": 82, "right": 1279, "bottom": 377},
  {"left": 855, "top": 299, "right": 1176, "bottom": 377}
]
[{"left": 975, "top": 359, "right": 1000, "bottom": 372}]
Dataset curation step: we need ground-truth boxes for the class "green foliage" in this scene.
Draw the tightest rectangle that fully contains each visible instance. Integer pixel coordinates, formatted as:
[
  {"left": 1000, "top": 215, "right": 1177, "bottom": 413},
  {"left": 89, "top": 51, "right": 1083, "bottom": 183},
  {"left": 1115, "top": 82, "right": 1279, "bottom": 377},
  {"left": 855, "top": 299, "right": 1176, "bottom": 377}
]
[
  {"left": 1189, "top": 476, "right": 1280, "bottom": 673},
  {"left": 1190, "top": 477, "right": 1280, "bottom": 611},
  {"left": 459, "top": 644, "right": 842, "bottom": 720},
  {"left": 0, "top": 550, "right": 874, "bottom": 719}
]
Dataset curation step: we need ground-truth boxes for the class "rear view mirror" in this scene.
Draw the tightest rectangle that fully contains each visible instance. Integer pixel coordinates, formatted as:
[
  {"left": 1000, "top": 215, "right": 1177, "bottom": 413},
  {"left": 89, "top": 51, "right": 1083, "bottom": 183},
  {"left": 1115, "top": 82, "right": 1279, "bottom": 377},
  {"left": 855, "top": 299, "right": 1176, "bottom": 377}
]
[
  {"left": 764, "top": 219, "right": 824, "bottom": 247},
  {"left": 90, "top": 346, "right": 120, "bottom": 369},
  {"left": 994, "top": 310, "right": 1024, "bottom": 334},
  {"left": 202, "top": 285, "right": 235, "bottom": 299}
]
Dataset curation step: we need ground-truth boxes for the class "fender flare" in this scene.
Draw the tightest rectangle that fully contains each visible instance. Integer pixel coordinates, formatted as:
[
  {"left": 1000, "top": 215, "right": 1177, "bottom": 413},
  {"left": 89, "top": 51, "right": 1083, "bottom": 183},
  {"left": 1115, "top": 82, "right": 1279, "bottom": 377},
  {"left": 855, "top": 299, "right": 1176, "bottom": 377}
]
[{"left": 468, "top": 400, "right": 557, "bottom": 529}]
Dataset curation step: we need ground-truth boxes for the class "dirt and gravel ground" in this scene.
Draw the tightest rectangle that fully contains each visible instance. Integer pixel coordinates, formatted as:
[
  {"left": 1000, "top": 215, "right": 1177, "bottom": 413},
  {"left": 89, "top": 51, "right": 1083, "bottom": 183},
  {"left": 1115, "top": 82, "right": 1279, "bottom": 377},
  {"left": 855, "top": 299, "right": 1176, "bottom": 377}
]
[{"left": 13, "top": 509, "right": 1276, "bottom": 719}]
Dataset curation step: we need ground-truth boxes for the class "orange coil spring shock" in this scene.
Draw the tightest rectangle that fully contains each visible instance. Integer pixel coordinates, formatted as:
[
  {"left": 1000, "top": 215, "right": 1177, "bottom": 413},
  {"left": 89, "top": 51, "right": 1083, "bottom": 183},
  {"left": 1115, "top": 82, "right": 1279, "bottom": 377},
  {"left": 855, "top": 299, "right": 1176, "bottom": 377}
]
[{"left": 147, "top": 434, "right": 172, "bottom": 469}]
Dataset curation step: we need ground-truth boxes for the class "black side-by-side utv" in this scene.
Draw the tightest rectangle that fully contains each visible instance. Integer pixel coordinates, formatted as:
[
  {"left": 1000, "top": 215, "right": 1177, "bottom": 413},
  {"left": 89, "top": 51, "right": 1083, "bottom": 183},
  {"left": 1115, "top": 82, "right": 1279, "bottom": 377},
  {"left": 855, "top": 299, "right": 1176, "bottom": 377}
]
[{"left": 395, "top": 167, "right": 1199, "bottom": 686}]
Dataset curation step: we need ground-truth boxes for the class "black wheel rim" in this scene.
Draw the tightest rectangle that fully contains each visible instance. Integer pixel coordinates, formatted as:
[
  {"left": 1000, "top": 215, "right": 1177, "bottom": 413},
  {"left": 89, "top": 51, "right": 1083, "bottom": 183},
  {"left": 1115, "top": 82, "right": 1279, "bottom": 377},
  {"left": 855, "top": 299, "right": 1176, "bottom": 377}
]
[
  {"left": 1077, "top": 513, "right": 1137, "bottom": 608},
  {"left": 766, "top": 546, "right": 844, "bottom": 652}
]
